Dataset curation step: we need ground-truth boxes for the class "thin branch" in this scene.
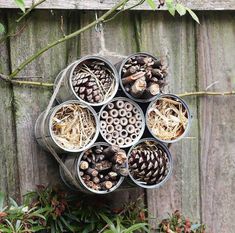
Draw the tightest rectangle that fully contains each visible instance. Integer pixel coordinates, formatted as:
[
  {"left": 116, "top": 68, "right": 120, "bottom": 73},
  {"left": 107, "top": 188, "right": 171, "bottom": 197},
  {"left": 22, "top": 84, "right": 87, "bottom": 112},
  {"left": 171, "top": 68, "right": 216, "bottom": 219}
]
[
  {"left": 178, "top": 91, "right": 235, "bottom": 97},
  {"left": 10, "top": 0, "right": 131, "bottom": 78},
  {"left": 103, "top": 0, "right": 145, "bottom": 23},
  {"left": 11, "top": 80, "right": 53, "bottom": 87},
  {"left": 2, "top": 73, "right": 235, "bottom": 94},
  {"left": 0, "top": 73, "right": 53, "bottom": 87},
  {"left": 16, "top": 0, "right": 47, "bottom": 23},
  {"left": 0, "top": 22, "right": 28, "bottom": 44}
]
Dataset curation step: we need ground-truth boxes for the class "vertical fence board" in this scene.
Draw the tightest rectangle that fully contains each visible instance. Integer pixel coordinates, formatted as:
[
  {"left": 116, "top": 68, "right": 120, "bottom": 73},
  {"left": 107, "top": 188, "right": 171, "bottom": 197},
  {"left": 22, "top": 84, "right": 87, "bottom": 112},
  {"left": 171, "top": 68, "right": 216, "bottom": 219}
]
[
  {"left": 80, "top": 11, "right": 143, "bottom": 205},
  {"left": 8, "top": 10, "right": 70, "bottom": 195},
  {"left": 197, "top": 12, "right": 235, "bottom": 233},
  {"left": 0, "top": 12, "right": 20, "bottom": 200},
  {"left": 138, "top": 12, "right": 200, "bottom": 229}
]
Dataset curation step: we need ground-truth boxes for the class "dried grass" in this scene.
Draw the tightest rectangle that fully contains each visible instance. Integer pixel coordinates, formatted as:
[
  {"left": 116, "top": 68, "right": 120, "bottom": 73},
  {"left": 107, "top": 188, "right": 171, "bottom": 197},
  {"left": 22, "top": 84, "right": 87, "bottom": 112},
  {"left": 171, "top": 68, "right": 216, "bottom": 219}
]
[
  {"left": 147, "top": 97, "right": 188, "bottom": 141},
  {"left": 51, "top": 103, "right": 96, "bottom": 150}
]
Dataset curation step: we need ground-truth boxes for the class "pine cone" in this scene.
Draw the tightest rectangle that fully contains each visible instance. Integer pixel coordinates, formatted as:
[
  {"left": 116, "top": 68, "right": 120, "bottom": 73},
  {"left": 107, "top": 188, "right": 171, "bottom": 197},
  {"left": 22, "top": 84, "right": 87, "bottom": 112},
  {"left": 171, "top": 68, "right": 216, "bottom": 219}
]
[
  {"left": 72, "top": 61, "right": 113, "bottom": 103},
  {"left": 128, "top": 143, "right": 169, "bottom": 185}
]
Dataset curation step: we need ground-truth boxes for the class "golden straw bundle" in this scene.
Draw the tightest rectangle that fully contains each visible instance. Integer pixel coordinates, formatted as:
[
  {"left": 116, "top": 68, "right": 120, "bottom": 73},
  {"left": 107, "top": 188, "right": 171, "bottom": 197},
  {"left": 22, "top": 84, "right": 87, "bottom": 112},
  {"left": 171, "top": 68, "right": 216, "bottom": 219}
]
[
  {"left": 147, "top": 97, "right": 188, "bottom": 141},
  {"left": 51, "top": 103, "right": 96, "bottom": 150}
]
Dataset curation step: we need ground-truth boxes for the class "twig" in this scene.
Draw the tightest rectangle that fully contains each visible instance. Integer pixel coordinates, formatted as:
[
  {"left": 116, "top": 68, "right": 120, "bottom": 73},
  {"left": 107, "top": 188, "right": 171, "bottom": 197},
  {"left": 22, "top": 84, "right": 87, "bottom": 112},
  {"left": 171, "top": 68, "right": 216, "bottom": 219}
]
[
  {"left": 10, "top": 0, "right": 132, "bottom": 78},
  {"left": 103, "top": 0, "right": 145, "bottom": 23},
  {"left": 1, "top": 73, "right": 235, "bottom": 94},
  {"left": 16, "top": 0, "right": 47, "bottom": 23},
  {"left": 11, "top": 80, "right": 53, "bottom": 87},
  {"left": 0, "top": 22, "right": 28, "bottom": 44},
  {"left": 178, "top": 91, "right": 235, "bottom": 97},
  {"left": 0, "top": 74, "right": 53, "bottom": 87}
]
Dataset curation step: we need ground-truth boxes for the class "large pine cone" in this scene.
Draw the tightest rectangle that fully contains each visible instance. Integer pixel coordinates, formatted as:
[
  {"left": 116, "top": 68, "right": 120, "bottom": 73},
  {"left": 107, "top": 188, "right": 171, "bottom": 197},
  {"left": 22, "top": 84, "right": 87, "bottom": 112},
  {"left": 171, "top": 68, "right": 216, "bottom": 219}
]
[
  {"left": 128, "top": 142, "right": 170, "bottom": 185},
  {"left": 72, "top": 61, "right": 113, "bottom": 103}
]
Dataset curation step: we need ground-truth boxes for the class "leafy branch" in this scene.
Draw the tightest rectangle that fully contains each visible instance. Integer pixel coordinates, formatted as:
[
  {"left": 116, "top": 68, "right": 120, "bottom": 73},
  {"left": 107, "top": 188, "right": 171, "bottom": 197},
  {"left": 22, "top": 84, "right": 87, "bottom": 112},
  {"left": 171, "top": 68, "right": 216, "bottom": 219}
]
[{"left": 16, "top": 0, "right": 47, "bottom": 23}]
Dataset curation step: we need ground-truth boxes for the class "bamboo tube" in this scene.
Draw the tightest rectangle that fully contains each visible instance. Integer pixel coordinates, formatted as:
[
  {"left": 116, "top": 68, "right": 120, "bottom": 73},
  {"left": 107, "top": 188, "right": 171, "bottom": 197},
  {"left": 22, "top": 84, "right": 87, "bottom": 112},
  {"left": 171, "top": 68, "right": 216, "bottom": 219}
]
[
  {"left": 116, "top": 100, "right": 125, "bottom": 109},
  {"left": 131, "top": 134, "right": 137, "bottom": 140},
  {"left": 116, "top": 137, "right": 125, "bottom": 146},
  {"left": 120, "top": 117, "right": 128, "bottom": 126},
  {"left": 129, "top": 117, "right": 136, "bottom": 125},
  {"left": 126, "top": 112, "right": 132, "bottom": 118},
  {"left": 100, "top": 120, "right": 107, "bottom": 129},
  {"left": 135, "top": 121, "right": 142, "bottom": 128},
  {"left": 101, "top": 110, "right": 109, "bottom": 119},
  {"left": 115, "top": 125, "right": 122, "bottom": 131},
  {"left": 107, "top": 102, "right": 114, "bottom": 110},
  {"left": 136, "top": 113, "right": 142, "bottom": 121},
  {"left": 125, "top": 137, "right": 132, "bottom": 144},
  {"left": 112, "top": 131, "right": 119, "bottom": 139},
  {"left": 118, "top": 109, "right": 126, "bottom": 117},
  {"left": 120, "top": 129, "right": 128, "bottom": 138},
  {"left": 110, "top": 109, "right": 119, "bottom": 118},
  {"left": 113, "top": 118, "right": 120, "bottom": 125},
  {"left": 107, "top": 125, "right": 115, "bottom": 134},
  {"left": 106, "top": 117, "right": 114, "bottom": 125},
  {"left": 126, "top": 125, "right": 135, "bottom": 134},
  {"left": 124, "top": 102, "right": 133, "bottom": 112}
]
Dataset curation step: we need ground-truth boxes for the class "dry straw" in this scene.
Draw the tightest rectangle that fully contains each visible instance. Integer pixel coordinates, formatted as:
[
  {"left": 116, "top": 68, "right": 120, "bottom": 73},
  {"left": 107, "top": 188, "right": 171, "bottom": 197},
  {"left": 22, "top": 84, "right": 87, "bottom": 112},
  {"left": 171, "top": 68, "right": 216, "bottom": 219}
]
[
  {"left": 51, "top": 103, "right": 96, "bottom": 150},
  {"left": 147, "top": 97, "right": 188, "bottom": 141}
]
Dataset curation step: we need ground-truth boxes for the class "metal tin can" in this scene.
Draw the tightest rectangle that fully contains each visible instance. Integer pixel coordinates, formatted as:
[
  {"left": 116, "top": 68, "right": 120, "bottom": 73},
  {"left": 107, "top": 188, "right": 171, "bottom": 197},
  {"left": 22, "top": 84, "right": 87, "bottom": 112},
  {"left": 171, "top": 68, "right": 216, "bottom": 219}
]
[
  {"left": 34, "top": 100, "right": 99, "bottom": 153},
  {"left": 54, "top": 55, "right": 119, "bottom": 107}
]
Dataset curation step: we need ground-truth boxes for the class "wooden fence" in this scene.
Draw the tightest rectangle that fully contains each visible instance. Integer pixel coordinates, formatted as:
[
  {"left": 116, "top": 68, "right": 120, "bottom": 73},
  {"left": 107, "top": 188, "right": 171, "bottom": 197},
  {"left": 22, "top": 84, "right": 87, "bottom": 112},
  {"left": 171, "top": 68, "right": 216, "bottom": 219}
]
[{"left": 0, "top": 2, "right": 235, "bottom": 233}]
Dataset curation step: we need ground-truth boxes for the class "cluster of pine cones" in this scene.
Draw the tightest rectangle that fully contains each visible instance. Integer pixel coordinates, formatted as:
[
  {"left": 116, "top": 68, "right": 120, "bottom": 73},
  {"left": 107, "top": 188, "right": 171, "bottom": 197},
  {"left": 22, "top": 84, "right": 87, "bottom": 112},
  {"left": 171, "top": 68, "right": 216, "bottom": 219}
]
[
  {"left": 128, "top": 141, "right": 170, "bottom": 185},
  {"left": 72, "top": 60, "right": 114, "bottom": 104}
]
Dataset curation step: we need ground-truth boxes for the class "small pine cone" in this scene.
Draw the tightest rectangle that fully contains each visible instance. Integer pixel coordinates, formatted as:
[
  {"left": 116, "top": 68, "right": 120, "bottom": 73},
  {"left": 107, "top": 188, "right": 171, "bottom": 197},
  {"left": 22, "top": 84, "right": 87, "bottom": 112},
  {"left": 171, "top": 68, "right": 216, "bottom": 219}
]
[
  {"left": 72, "top": 61, "right": 114, "bottom": 103},
  {"left": 129, "top": 146, "right": 169, "bottom": 185}
]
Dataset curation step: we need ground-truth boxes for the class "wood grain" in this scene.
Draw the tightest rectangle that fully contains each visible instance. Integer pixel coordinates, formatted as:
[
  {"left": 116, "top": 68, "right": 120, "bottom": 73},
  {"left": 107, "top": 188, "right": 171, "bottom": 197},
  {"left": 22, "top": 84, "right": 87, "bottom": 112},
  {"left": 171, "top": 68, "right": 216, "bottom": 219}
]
[
  {"left": 80, "top": 11, "right": 143, "bottom": 204},
  {"left": 0, "top": 12, "right": 20, "bottom": 200},
  {"left": 137, "top": 12, "right": 200, "bottom": 229},
  {"left": 8, "top": 11, "right": 70, "bottom": 195},
  {"left": 197, "top": 12, "right": 235, "bottom": 233},
  {"left": 0, "top": 0, "right": 234, "bottom": 10}
]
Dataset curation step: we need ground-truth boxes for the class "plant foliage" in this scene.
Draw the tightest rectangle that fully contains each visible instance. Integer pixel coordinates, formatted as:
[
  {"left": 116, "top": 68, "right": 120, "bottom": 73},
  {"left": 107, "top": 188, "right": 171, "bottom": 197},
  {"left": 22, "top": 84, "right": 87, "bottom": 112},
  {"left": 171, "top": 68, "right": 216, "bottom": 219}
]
[
  {"left": 146, "top": 0, "right": 200, "bottom": 23},
  {"left": 157, "top": 210, "right": 206, "bottom": 233},
  {"left": 14, "top": 0, "right": 25, "bottom": 13}
]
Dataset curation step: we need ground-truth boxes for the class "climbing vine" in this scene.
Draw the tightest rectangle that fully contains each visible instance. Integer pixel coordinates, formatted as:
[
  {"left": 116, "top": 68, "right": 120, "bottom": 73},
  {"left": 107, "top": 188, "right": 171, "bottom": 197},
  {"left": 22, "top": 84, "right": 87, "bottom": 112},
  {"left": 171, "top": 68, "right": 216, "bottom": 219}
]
[{"left": 0, "top": 0, "right": 199, "bottom": 79}]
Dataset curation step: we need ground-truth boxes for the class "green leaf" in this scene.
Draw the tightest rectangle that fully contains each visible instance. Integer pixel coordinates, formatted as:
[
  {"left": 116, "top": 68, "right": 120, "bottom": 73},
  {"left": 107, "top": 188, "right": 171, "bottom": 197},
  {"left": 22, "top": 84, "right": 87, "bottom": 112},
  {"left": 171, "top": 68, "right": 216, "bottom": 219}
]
[
  {"left": 146, "top": 0, "right": 156, "bottom": 10},
  {"left": 186, "top": 8, "right": 200, "bottom": 24},
  {"left": 124, "top": 223, "right": 148, "bottom": 233},
  {"left": 14, "top": 0, "right": 25, "bottom": 13},
  {"left": 9, "top": 197, "right": 18, "bottom": 207},
  {"left": 166, "top": 0, "right": 175, "bottom": 16},
  {"left": 0, "top": 23, "right": 5, "bottom": 35},
  {"left": 176, "top": 3, "right": 187, "bottom": 16}
]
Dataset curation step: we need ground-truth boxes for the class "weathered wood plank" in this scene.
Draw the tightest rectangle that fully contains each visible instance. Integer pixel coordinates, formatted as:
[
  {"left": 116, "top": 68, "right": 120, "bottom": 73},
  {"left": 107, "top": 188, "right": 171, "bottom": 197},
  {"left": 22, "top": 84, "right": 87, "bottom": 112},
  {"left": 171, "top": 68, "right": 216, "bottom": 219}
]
[
  {"left": 8, "top": 10, "right": 70, "bottom": 195},
  {"left": 0, "top": 12, "right": 20, "bottom": 200},
  {"left": 197, "top": 12, "right": 235, "bottom": 233},
  {"left": 80, "top": 11, "right": 143, "bottom": 204},
  {"left": 137, "top": 12, "right": 200, "bottom": 229},
  {"left": 0, "top": 0, "right": 234, "bottom": 10}
]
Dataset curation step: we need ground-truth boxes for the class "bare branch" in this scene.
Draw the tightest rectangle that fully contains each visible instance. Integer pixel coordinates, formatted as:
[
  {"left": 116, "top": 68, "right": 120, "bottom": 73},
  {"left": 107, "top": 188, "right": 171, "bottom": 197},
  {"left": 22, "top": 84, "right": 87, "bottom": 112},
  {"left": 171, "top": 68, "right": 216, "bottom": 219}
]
[{"left": 16, "top": 0, "right": 47, "bottom": 23}]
